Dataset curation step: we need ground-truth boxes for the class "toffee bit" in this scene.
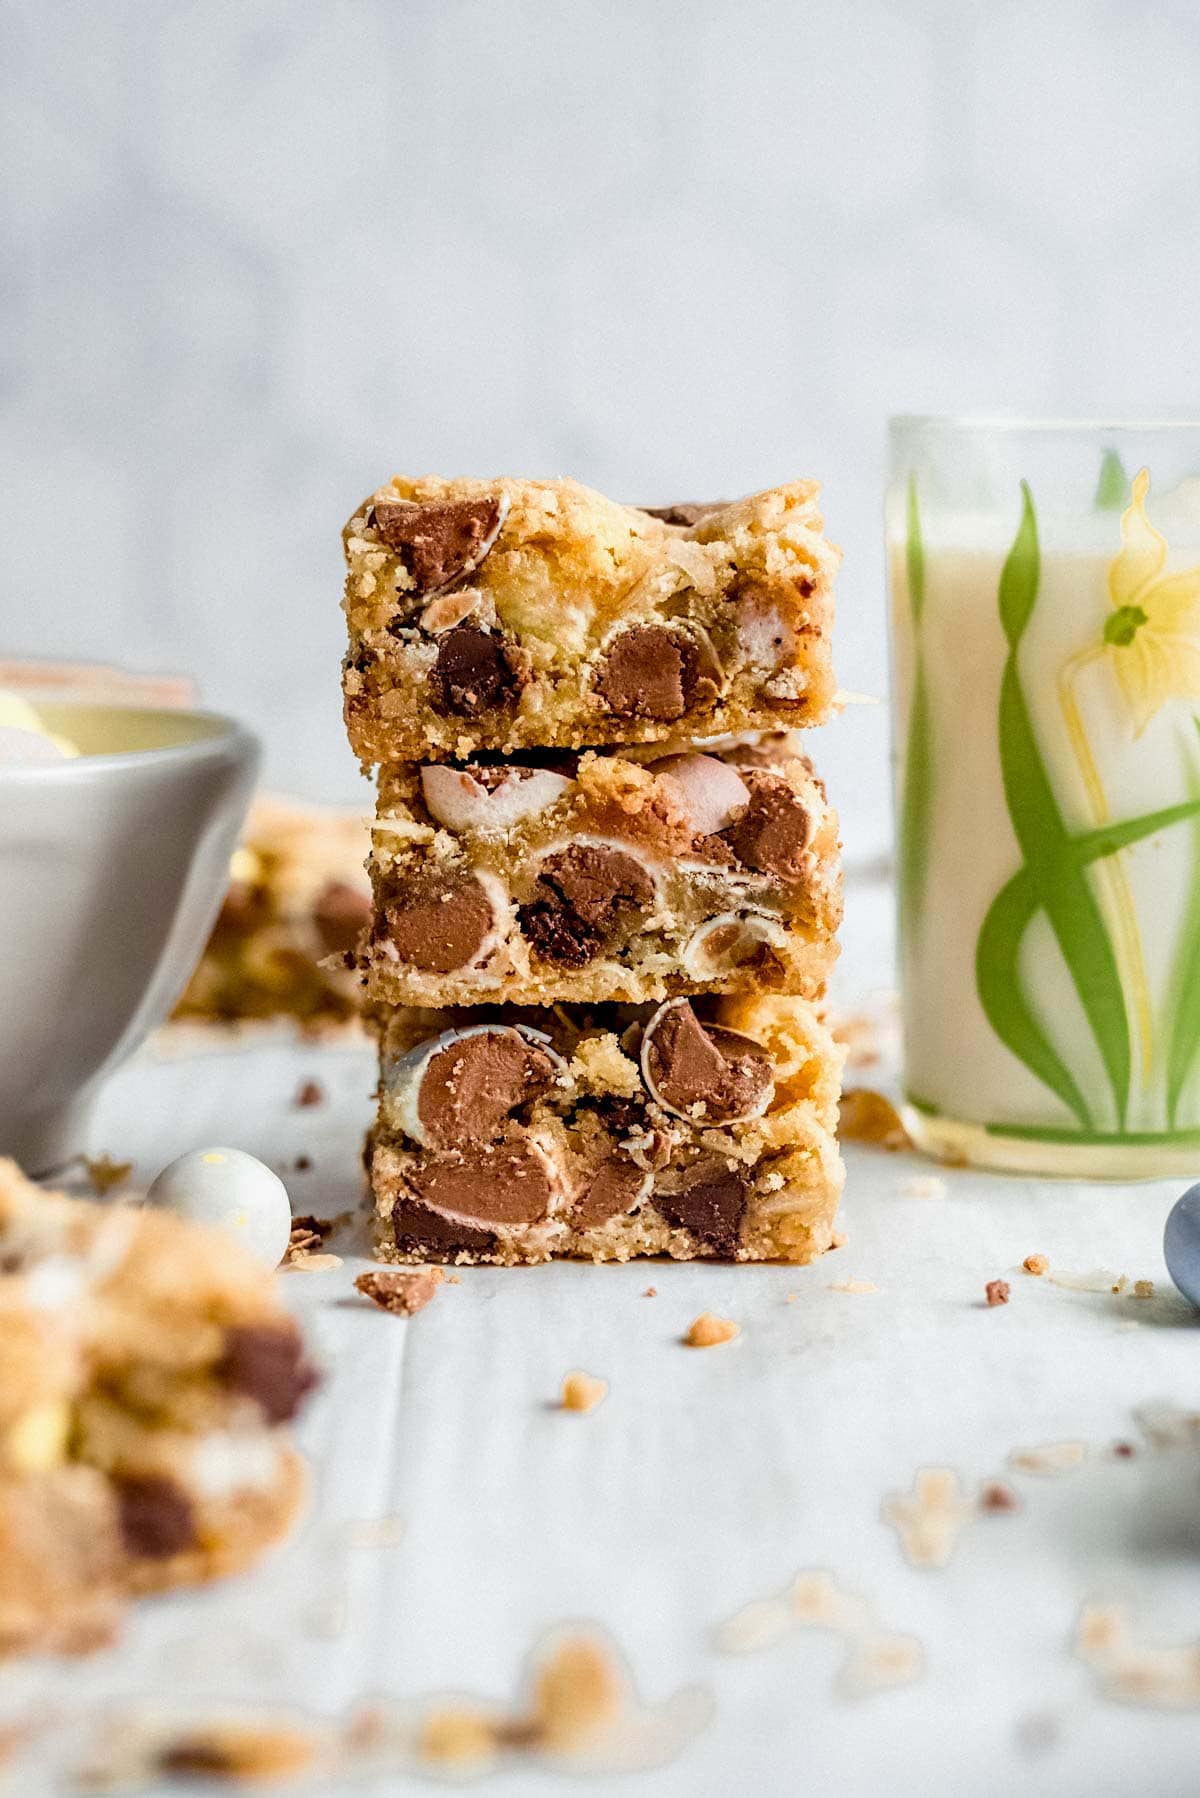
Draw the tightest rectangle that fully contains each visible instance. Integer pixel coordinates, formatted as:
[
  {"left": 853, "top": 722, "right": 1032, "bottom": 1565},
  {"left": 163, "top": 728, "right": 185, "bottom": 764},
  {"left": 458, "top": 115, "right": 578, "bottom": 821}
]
[
  {"left": 985, "top": 1279, "right": 1010, "bottom": 1307},
  {"left": 838, "top": 1089, "right": 911, "bottom": 1151},
  {"left": 1023, "top": 1254, "right": 1048, "bottom": 1276},
  {"left": 560, "top": 1372, "right": 608, "bottom": 1413},
  {"left": 683, "top": 1312, "right": 739, "bottom": 1348},
  {"left": 295, "top": 1079, "right": 325, "bottom": 1109}
]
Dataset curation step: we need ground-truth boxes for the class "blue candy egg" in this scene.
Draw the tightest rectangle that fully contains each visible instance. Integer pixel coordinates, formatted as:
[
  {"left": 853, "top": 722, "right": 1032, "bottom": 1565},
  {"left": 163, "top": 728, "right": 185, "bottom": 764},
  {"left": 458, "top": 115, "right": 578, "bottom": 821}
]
[{"left": 1164, "top": 1184, "right": 1200, "bottom": 1309}]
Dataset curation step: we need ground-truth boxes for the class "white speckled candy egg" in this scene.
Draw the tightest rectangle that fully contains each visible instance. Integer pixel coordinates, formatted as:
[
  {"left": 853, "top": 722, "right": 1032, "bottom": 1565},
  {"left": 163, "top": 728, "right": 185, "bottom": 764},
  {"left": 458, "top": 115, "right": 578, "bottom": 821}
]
[{"left": 146, "top": 1148, "right": 293, "bottom": 1268}]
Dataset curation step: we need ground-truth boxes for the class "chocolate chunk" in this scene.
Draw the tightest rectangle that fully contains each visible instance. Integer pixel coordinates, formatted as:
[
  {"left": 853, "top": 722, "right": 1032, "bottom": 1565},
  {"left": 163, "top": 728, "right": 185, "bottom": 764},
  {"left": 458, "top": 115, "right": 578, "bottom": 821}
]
[
  {"left": 416, "top": 1027, "right": 559, "bottom": 1148},
  {"left": 380, "top": 872, "right": 499, "bottom": 974},
  {"left": 641, "top": 1000, "right": 774, "bottom": 1124},
  {"left": 655, "top": 1157, "right": 749, "bottom": 1257},
  {"left": 641, "top": 502, "right": 724, "bottom": 526},
  {"left": 218, "top": 1323, "right": 318, "bottom": 1423},
  {"left": 431, "top": 625, "right": 520, "bottom": 717},
  {"left": 115, "top": 1475, "right": 196, "bottom": 1560},
  {"left": 520, "top": 844, "right": 655, "bottom": 967},
  {"left": 392, "top": 1195, "right": 497, "bottom": 1257},
  {"left": 727, "top": 773, "right": 813, "bottom": 880},
  {"left": 594, "top": 625, "right": 722, "bottom": 720},
  {"left": 404, "top": 1137, "right": 558, "bottom": 1227},
  {"left": 312, "top": 881, "right": 372, "bottom": 957},
  {"left": 373, "top": 494, "right": 504, "bottom": 595},
  {"left": 572, "top": 1153, "right": 650, "bottom": 1229}
]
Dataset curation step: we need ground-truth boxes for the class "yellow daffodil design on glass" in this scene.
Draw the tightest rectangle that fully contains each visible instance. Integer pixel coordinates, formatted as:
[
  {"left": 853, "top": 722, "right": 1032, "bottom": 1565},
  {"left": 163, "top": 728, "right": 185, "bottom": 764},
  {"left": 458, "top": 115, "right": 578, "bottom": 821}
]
[{"left": 1059, "top": 470, "right": 1200, "bottom": 1086}]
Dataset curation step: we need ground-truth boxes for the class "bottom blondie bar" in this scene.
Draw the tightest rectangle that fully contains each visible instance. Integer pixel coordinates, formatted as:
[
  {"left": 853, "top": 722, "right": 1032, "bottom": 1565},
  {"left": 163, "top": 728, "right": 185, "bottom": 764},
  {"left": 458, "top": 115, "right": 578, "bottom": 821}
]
[
  {"left": 369, "top": 995, "right": 843, "bottom": 1265},
  {"left": 0, "top": 1162, "right": 316, "bottom": 1657}
]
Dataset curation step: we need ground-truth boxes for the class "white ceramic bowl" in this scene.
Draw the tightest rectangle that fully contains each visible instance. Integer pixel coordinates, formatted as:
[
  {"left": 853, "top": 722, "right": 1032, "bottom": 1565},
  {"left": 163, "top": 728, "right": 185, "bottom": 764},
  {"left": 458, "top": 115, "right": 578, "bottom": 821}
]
[{"left": 0, "top": 703, "right": 259, "bottom": 1172}]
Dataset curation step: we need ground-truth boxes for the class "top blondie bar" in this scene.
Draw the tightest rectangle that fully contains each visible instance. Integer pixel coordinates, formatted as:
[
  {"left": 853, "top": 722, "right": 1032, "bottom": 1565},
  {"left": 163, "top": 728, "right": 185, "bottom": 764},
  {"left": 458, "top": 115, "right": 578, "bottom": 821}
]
[{"left": 342, "top": 478, "right": 839, "bottom": 763}]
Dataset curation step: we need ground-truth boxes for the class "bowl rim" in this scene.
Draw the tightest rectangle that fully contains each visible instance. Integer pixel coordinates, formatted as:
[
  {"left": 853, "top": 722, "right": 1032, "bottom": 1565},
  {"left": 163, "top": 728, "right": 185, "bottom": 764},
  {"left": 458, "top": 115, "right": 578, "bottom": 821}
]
[{"left": 0, "top": 702, "right": 260, "bottom": 781}]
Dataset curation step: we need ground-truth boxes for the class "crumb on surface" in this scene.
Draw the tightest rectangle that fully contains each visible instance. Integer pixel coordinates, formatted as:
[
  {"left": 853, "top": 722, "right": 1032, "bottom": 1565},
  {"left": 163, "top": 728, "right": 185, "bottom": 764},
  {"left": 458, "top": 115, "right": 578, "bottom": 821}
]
[
  {"left": 898, "top": 1174, "right": 946, "bottom": 1200},
  {"left": 294, "top": 1154, "right": 313, "bottom": 1172},
  {"left": 881, "top": 1468, "right": 974, "bottom": 1569},
  {"left": 1133, "top": 1279, "right": 1154, "bottom": 1299},
  {"left": 684, "top": 1312, "right": 739, "bottom": 1348},
  {"left": 282, "top": 1250, "right": 342, "bottom": 1272},
  {"left": 419, "top": 1707, "right": 500, "bottom": 1768},
  {"left": 1007, "top": 1440, "right": 1087, "bottom": 1476},
  {"left": 978, "top": 1480, "right": 1021, "bottom": 1513},
  {"left": 1111, "top": 1441, "right": 1136, "bottom": 1458},
  {"left": 1023, "top": 1254, "right": 1049, "bottom": 1276},
  {"left": 839, "top": 1089, "right": 911, "bottom": 1151},
  {"left": 155, "top": 1723, "right": 319, "bottom": 1782},
  {"left": 560, "top": 1372, "right": 608, "bottom": 1414},
  {"left": 525, "top": 1635, "right": 623, "bottom": 1752},
  {"left": 295, "top": 1079, "right": 325, "bottom": 1109},
  {"left": 285, "top": 1215, "right": 330, "bottom": 1259},
  {"left": 84, "top": 1154, "right": 133, "bottom": 1195},
  {"left": 355, "top": 1267, "right": 444, "bottom": 1315},
  {"left": 643, "top": 1286, "right": 657, "bottom": 1298},
  {"left": 985, "top": 1279, "right": 1010, "bottom": 1307},
  {"left": 837, "top": 1631, "right": 925, "bottom": 1698},
  {"left": 1075, "top": 1602, "right": 1200, "bottom": 1710}
]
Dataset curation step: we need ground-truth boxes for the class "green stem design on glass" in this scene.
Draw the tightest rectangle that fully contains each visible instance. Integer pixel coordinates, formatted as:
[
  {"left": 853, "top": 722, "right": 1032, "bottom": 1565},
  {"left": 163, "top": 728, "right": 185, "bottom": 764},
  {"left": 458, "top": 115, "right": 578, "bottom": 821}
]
[
  {"left": 1165, "top": 719, "right": 1200, "bottom": 1129},
  {"left": 897, "top": 475, "right": 934, "bottom": 948},
  {"left": 986, "top": 1123, "right": 1200, "bottom": 1146},
  {"left": 1094, "top": 447, "right": 1130, "bottom": 510},
  {"left": 975, "top": 484, "right": 1200, "bottom": 1133}
]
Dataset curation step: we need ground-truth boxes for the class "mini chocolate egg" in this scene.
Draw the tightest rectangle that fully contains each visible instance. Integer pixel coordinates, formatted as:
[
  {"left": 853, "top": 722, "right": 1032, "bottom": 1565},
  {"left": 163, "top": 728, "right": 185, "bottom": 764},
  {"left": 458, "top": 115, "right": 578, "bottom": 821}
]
[
  {"left": 1164, "top": 1184, "right": 1200, "bottom": 1309},
  {"left": 146, "top": 1148, "right": 293, "bottom": 1268}
]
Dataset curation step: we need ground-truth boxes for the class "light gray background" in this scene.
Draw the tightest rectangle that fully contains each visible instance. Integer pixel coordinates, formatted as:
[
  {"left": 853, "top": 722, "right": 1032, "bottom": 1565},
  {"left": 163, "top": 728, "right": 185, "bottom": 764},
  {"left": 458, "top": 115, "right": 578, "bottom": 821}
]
[{"left": 3, "top": 0, "right": 1198, "bottom": 854}]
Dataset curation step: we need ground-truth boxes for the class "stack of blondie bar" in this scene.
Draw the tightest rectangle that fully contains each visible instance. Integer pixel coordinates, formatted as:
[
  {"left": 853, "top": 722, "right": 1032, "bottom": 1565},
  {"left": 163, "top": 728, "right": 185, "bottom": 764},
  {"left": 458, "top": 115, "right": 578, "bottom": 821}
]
[{"left": 340, "top": 478, "right": 845, "bottom": 1265}]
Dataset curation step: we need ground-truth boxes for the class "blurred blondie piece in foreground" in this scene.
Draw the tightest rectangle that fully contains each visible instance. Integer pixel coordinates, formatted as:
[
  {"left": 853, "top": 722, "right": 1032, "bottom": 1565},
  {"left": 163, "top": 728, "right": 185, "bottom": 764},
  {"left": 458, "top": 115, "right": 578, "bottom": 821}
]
[{"left": 0, "top": 1160, "right": 316, "bottom": 1657}]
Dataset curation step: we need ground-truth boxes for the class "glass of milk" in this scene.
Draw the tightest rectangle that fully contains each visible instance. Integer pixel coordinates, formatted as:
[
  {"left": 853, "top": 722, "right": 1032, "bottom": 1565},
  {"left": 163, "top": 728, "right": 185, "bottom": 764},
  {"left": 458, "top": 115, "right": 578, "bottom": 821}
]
[{"left": 888, "top": 417, "right": 1200, "bottom": 1175}]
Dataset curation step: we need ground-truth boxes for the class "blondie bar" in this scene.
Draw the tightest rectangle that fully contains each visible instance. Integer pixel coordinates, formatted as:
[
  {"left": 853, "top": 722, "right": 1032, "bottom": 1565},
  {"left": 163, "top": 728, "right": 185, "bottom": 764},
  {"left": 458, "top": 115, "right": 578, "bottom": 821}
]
[
  {"left": 342, "top": 479, "right": 838, "bottom": 763},
  {"left": 363, "top": 737, "right": 840, "bottom": 1007},
  {"left": 0, "top": 1161, "right": 316, "bottom": 1657},
  {"left": 176, "top": 795, "right": 370, "bottom": 1029},
  {"left": 368, "top": 993, "right": 843, "bottom": 1266}
]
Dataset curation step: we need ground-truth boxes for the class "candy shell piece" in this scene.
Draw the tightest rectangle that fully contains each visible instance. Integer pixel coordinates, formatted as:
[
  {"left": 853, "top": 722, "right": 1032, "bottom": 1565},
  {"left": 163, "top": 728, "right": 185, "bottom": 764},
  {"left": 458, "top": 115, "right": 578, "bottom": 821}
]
[
  {"left": 1164, "top": 1183, "right": 1200, "bottom": 1309},
  {"left": 145, "top": 1148, "right": 293, "bottom": 1269}
]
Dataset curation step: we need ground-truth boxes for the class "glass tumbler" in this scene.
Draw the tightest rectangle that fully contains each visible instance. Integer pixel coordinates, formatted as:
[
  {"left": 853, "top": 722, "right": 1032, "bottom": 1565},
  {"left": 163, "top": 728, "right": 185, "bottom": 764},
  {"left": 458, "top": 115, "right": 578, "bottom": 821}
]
[{"left": 888, "top": 418, "right": 1200, "bottom": 1176}]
